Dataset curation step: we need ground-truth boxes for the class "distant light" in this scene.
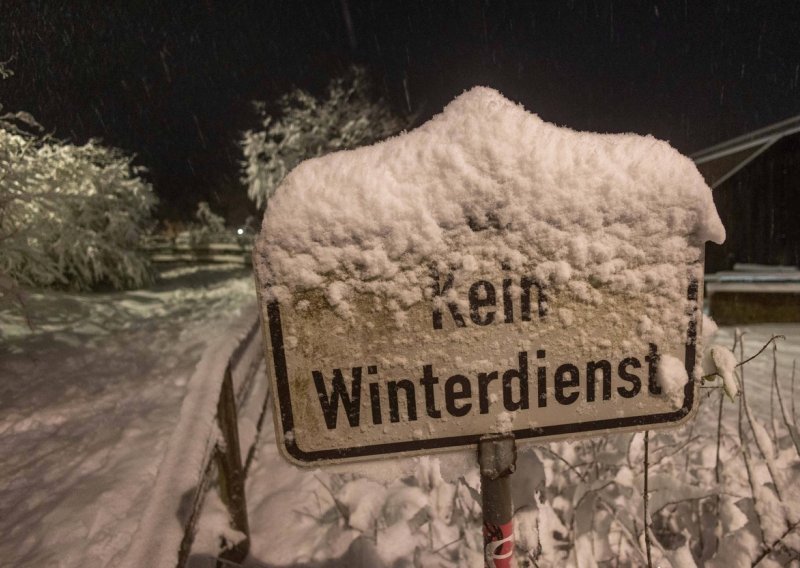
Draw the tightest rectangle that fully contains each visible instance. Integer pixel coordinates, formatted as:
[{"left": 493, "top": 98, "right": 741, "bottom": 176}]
[{"left": 237, "top": 228, "right": 244, "bottom": 235}]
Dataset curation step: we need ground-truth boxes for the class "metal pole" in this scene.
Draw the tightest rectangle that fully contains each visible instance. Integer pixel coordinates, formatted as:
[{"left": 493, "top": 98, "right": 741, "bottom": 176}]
[
  {"left": 479, "top": 434, "right": 517, "bottom": 568},
  {"left": 215, "top": 363, "right": 250, "bottom": 564}
]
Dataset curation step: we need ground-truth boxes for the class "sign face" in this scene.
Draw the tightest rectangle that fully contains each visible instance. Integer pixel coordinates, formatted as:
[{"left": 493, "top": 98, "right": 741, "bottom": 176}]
[
  {"left": 252, "top": 88, "right": 724, "bottom": 467},
  {"left": 256, "top": 264, "right": 702, "bottom": 467}
]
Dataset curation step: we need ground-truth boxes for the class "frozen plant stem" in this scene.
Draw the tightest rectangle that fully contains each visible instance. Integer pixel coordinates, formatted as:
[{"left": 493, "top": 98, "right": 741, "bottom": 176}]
[
  {"left": 702, "top": 334, "right": 785, "bottom": 382},
  {"left": 598, "top": 497, "right": 648, "bottom": 565},
  {"left": 714, "top": 387, "right": 725, "bottom": 487},
  {"left": 740, "top": 346, "right": 784, "bottom": 502},
  {"left": 538, "top": 446, "right": 587, "bottom": 481},
  {"left": 313, "top": 474, "right": 348, "bottom": 523},
  {"left": 643, "top": 430, "right": 652, "bottom": 568},
  {"left": 772, "top": 345, "right": 800, "bottom": 458},
  {"left": 792, "top": 360, "right": 796, "bottom": 424},
  {"left": 750, "top": 518, "right": 800, "bottom": 566},
  {"left": 683, "top": 408, "right": 697, "bottom": 473},
  {"left": 714, "top": 332, "right": 739, "bottom": 554},
  {"left": 696, "top": 499, "right": 705, "bottom": 559},
  {"left": 770, "top": 350, "right": 777, "bottom": 444},
  {"left": 738, "top": 340, "right": 768, "bottom": 547},
  {"left": 713, "top": 385, "right": 725, "bottom": 554},
  {"left": 737, "top": 335, "right": 785, "bottom": 368}
]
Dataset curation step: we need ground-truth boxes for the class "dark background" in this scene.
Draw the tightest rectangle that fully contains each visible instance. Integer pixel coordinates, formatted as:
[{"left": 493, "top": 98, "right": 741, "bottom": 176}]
[{"left": 3, "top": 0, "right": 800, "bottom": 223}]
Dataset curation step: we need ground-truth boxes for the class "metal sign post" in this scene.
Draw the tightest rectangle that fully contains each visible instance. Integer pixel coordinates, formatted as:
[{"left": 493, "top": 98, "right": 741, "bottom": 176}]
[{"left": 479, "top": 434, "right": 517, "bottom": 568}]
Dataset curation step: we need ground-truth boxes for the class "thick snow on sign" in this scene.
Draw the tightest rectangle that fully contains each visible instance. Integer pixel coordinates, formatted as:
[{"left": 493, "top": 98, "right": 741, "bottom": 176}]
[{"left": 254, "top": 87, "right": 725, "bottom": 466}]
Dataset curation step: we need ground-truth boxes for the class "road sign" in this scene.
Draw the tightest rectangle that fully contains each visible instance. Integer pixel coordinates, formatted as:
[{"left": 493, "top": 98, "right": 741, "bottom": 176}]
[
  {"left": 255, "top": 261, "right": 702, "bottom": 466},
  {"left": 253, "top": 88, "right": 720, "bottom": 467}
]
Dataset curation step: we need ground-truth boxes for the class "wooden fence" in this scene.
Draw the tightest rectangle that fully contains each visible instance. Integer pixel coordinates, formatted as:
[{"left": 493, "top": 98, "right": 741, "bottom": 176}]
[
  {"left": 120, "top": 306, "right": 268, "bottom": 568},
  {"left": 142, "top": 238, "right": 253, "bottom": 266}
]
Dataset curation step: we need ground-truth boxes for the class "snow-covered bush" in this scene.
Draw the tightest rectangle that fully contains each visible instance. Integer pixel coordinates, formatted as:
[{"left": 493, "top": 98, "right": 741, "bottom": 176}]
[
  {"left": 241, "top": 66, "right": 406, "bottom": 209},
  {"left": 182, "top": 201, "right": 232, "bottom": 246},
  {"left": 0, "top": 128, "right": 156, "bottom": 294},
  {"left": 293, "top": 336, "right": 799, "bottom": 567}
]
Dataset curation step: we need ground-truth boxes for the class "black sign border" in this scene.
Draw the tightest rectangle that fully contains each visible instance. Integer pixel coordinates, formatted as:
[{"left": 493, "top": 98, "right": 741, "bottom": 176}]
[{"left": 267, "top": 278, "right": 700, "bottom": 464}]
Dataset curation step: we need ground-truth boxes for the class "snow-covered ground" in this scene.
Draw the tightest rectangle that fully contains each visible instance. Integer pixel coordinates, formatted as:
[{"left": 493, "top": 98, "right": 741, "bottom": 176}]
[
  {"left": 0, "top": 264, "right": 255, "bottom": 568},
  {"left": 2, "top": 264, "right": 798, "bottom": 567}
]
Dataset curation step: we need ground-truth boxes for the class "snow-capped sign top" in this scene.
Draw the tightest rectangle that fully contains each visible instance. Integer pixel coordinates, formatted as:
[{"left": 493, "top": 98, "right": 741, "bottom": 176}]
[{"left": 254, "top": 87, "right": 725, "bottom": 467}]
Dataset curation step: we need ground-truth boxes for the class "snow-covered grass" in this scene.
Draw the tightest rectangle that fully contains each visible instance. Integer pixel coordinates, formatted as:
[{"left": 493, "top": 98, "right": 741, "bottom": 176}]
[{"left": 0, "top": 264, "right": 255, "bottom": 568}]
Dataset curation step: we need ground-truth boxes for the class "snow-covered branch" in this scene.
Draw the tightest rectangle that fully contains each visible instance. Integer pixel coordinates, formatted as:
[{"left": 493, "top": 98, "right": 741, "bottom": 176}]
[{"left": 241, "top": 66, "right": 407, "bottom": 209}]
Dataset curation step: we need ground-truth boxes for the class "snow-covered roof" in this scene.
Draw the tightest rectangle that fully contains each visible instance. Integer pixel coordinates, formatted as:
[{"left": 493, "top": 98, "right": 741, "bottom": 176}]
[{"left": 691, "top": 114, "right": 800, "bottom": 188}]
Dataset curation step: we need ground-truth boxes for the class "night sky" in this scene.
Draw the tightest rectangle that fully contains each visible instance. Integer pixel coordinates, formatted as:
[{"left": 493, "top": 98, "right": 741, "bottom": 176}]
[{"left": 4, "top": 1, "right": 800, "bottom": 223}]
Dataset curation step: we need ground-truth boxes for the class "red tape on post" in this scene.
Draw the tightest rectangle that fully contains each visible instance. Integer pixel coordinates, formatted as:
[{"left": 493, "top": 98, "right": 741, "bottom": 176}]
[{"left": 483, "top": 521, "right": 513, "bottom": 567}]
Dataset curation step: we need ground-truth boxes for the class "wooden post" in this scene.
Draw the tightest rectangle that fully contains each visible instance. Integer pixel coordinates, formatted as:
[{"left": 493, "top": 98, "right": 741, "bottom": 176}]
[
  {"left": 479, "top": 434, "right": 516, "bottom": 568},
  {"left": 215, "top": 363, "right": 250, "bottom": 563}
]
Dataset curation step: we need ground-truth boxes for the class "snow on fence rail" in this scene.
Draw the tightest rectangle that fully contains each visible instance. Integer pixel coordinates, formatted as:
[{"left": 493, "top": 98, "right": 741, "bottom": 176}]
[
  {"left": 120, "top": 305, "right": 267, "bottom": 568},
  {"left": 142, "top": 238, "right": 253, "bottom": 266}
]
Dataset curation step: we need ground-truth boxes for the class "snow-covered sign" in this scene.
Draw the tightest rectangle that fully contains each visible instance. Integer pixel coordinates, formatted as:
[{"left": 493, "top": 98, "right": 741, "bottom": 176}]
[{"left": 254, "top": 88, "right": 725, "bottom": 466}]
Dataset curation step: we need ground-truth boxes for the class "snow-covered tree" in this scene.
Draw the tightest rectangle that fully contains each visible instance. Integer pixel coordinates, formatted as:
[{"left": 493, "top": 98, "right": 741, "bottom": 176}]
[
  {"left": 1, "top": 100, "right": 156, "bottom": 298},
  {"left": 183, "top": 201, "right": 232, "bottom": 246},
  {"left": 241, "top": 66, "right": 406, "bottom": 209}
]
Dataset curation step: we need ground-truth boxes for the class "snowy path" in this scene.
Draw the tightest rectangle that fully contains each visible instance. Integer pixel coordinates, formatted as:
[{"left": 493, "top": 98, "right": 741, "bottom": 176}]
[{"left": 0, "top": 265, "right": 256, "bottom": 568}]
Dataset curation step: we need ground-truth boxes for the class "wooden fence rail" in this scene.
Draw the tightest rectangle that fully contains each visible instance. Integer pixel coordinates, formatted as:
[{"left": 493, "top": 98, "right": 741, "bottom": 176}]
[
  {"left": 142, "top": 241, "right": 253, "bottom": 266},
  {"left": 120, "top": 306, "right": 267, "bottom": 568}
]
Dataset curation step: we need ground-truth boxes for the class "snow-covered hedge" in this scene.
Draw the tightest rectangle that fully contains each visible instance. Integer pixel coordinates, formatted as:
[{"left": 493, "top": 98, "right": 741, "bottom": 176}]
[
  {"left": 241, "top": 66, "right": 406, "bottom": 209},
  {"left": 0, "top": 127, "right": 156, "bottom": 294}
]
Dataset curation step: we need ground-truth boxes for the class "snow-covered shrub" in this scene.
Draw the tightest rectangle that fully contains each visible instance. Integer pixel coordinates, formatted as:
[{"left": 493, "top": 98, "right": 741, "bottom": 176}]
[
  {"left": 294, "top": 336, "right": 799, "bottom": 567},
  {"left": 503, "top": 336, "right": 798, "bottom": 567},
  {"left": 182, "top": 201, "right": 232, "bottom": 246},
  {"left": 241, "top": 66, "right": 406, "bottom": 209},
  {"left": 0, "top": 128, "right": 156, "bottom": 293}
]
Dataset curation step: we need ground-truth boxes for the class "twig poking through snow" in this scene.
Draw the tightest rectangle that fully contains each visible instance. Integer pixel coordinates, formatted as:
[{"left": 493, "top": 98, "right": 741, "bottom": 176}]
[
  {"left": 740, "top": 347, "right": 785, "bottom": 503},
  {"left": 736, "top": 335, "right": 785, "bottom": 369},
  {"left": 714, "top": 331, "right": 740, "bottom": 554},
  {"left": 770, "top": 347, "right": 778, "bottom": 445},
  {"left": 703, "top": 335, "right": 785, "bottom": 400},
  {"left": 750, "top": 518, "right": 800, "bottom": 567},
  {"left": 772, "top": 345, "right": 800, "bottom": 458},
  {"left": 792, "top": 359, "right": 797, "bottom": 425},
  {"left": 537, "top": 446, "right": 587, "bottom": 482},
  {"left": 738, "top": 337, "right": 768, "bottom": 548}
]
